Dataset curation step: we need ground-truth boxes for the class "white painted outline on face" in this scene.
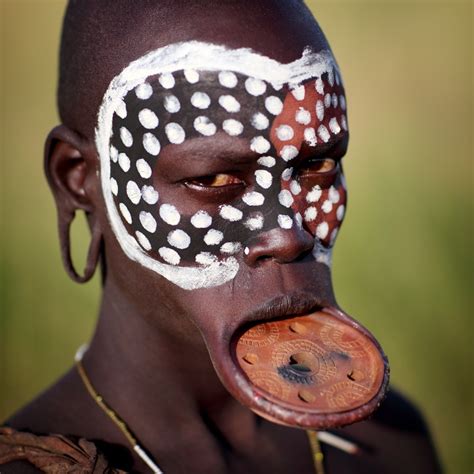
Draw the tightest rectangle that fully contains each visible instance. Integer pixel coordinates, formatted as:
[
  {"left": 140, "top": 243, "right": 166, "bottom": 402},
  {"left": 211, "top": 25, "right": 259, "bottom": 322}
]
[{"left": 96, "top": 41, "right": 340, "bottom": 290}]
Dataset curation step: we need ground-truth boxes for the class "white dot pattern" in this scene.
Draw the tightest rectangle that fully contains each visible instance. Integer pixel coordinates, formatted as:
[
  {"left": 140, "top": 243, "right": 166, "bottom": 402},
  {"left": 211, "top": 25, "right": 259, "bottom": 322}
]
[
  {"left": 316, "top": 221, "right": 329, "bottom": 239},
  {"left": 306, "top": 185, "right": 322, "bottom": 203},
  {"left": 290, "top": 180, "right": 302, "bottom": 195},
  {"left": 143, "top": 133, "right": 160, "bottom": 155},
  {"left": 184, "top": 69, "right": 199, "bottom": 84},
  {"left": 281, "top": 167, "right": 293, "bottom": 181},
  {"left": 167, "top": 229, "right": 191, "bottom": 249},
  {"left": 218, "top": 95, "right": 240, "bottom": 113},
  {"left": 136, "top": 159, "right": 152, "bottom": 179},
  {"left": 219, "top": 205, "right": 243, "bottom": 222},
  {"left": 135, "top": 83, "right": 153, "bottom": 99},
  {"left": 118, "top": 152, "right": 130, "bottom": 172},
  {"left": 126, "top": 180, "right": 141, "bottom": 204},
  {"left": 220, "top": 242, "right": 242, "bottom": 254},
  {"left": 204, "top": 229, "right": 224, "bottom": 245},
  {"left": 119, "top": 203, "right": 132, "bottom": 224},
  {"left": 242, "top": 192, "right": 265, "bottom": 206},
  {"left": 142, "top": 185, "right": 159, "bottom": 205},
  {"left": 244, "top": 214, "right": 264, "bottom": 231},
  {"left": 191, "top": 210, "right": 212, "bottom": 228},
  {"left": 250, "top": 136, "right": 271, "bottom": 154},
  {"left": 304, "top": 127, "right": 317, "bottom": 146},
  {"left": 276, "top": 125, "right": 294, "bottom": 141},
  {"left": 195, "top": 252, "right": 218, "bottom": 265},
  {"left": 159, "top": 204, "right": 181, "bottom": 225},
  {"left": 194, "top": 116, "right": 216, "bottom": 136},
  {"left": 316, "top": 100, "right": 325, "bottom": 121},
  {"left": 109, "top": 66, "right": 348, "bottom": 271},
  {"left": 159, "top": 73, "right": 175, "bottom": 89},
  {"left": 140, "top": 211, "right": 157, "bottom": 233},
  {"left": 218, "top": 71, "right": 238, "bottom": 88},
  {"left": 255, "top": 169, "right": 272, "bottom": 189},
  {"left": 280, "top": 145, "right": 299, "bottom": 161},
  {"left": 191, "top": 91, "right": 211, "bottom": 109},
  {"left": 251, "top": 112, "right": 269, "bottom": 130},
  {"left": 110, "top": 178, "right": 118, "bottom": 196},
  {"left": 278, "top": 214, "right": 293, "bottom": 229},
  {"left": 315, "top": 78, "right": 324, "bottom": 95},
  {"left": 317, "top": 125, "right": 330, "bottom": 143},
  {"left": 295, "top": 107, "right": 311, "bottom": 125},
  {"left": 329, "top": 186, "right": 340, "bottom": 203},
  {"left": 120, "top": 127, "right": 133, "bottom": 147},
  {"left": 138, "top": 109, "right": 159, "bottom": 129},
  {"left": 278, "top": 190, "right": 294, "bottom": 208},
  {"left": 336, "top": 205, "right": 345, "bottom": 221},
  {"left": 159, "top": 247, "right": 180, "bottom": 265},
  {"left": 257, "top": 156, "right": 276, "bottom": 167},
  {"left": 322, "top": 200, "right": 333, "bottom": 214},
  {"left": 329, "top": 117, "right": 341, "bottom": 135},
  {"left": 164, "top": 95, "right": 181, "bottom": 113},
  {"left": 165, "top": 123, "right": 186, "bottom": 144},
  {"left": 136, "top": 231, "right": 151, "bottom": 250},
  {"left": 304, "top": 206, "right": 317, "bottom": 221},
  {"left": 245, "top": 77, "right": 267, "bottom": 96},
  {"left": 110, "top": 145, "right": 118, "bottom": 162},
  {"left": 222, "top": 119, "right": 243, "bottom": 136},
  {"left": 290, "top": 85, "right": 305, "bottom": 101},
  {"left": 116, "top": 99, "right": 127, "bottom": 119},
  {"left": 265, "top": 96, "right": 283, "bottom": 115}
]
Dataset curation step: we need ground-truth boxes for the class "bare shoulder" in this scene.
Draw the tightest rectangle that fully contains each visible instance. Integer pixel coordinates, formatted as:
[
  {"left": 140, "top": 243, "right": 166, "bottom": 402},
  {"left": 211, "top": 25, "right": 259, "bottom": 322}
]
[{"left": 4, "top": 368, "right": 91, "bottom": 435}]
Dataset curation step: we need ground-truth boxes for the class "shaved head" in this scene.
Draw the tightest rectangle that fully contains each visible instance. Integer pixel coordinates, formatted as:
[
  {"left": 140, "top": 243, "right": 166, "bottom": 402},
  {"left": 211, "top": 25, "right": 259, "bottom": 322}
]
[{"left": 58, "top": 0, "right": 329, "bottom": 138}]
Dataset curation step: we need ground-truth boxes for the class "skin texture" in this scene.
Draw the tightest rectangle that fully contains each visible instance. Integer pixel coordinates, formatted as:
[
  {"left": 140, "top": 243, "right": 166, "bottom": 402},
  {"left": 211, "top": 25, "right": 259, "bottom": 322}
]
[{"left": 3, "top": 1, "right": 441, "bottom": 473}]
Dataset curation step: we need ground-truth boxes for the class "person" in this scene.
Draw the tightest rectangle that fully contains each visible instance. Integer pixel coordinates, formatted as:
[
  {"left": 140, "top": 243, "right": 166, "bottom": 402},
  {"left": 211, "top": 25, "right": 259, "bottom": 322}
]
[{"left": 0, "top": 1, "right": 442, "bottom": 472}]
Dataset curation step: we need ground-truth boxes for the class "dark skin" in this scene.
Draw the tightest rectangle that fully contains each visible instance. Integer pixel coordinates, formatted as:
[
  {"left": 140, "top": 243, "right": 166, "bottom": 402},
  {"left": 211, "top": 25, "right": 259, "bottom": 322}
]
[{"left": 3, "top": 1, "right": 441, "bottom": 473}]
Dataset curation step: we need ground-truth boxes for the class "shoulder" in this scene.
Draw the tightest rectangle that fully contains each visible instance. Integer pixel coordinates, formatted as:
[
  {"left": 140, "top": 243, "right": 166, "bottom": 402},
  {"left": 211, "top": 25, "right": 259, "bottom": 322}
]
[
  {"left": 371, "top": 387, "right": 433, "bottom": 434},
  {"left": 1, "top": 369, "right": 128, "bottom": 473},
  {"left": 330, "top": 388, "right": 443, "bottom": 474}
]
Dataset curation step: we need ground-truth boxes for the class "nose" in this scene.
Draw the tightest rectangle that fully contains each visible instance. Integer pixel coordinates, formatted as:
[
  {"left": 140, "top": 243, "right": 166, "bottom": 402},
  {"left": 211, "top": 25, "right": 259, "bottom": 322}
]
[{"left": 244, "top": 224, "right": 314, "bottom": 266}]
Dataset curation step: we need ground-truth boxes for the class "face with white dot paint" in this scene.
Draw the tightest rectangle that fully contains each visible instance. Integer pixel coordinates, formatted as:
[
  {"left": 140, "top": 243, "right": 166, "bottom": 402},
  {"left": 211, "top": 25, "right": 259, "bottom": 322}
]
[{"left": 97, "top": 42, "right": 349, "bottom": 290}]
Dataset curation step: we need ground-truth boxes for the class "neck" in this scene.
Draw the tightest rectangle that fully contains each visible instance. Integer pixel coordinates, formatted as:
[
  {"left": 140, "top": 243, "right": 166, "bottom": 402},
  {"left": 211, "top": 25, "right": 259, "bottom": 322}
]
[{"left": 82, "top": 275, "right": 259, "bottom": 469}]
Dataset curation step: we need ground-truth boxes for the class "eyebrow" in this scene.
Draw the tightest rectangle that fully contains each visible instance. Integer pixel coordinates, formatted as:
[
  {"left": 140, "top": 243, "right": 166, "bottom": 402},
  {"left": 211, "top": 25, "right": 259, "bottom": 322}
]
[
  {"left": 299, "top": 131, "right": 349, "bottom": 159},
  {"left": 160, "top": 130, "right": 349, "bottom": 167},
  {"left": 160, "top": 134, "right": 260, "bottom": 166}
]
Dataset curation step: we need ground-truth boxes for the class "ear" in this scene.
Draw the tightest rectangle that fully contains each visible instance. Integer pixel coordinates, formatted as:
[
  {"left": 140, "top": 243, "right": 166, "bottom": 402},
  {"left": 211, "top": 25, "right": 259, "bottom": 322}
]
[
  {"left": 44, "top": 125, "right": 99, "bottom": 213},
  {"left": 45, "top": 125, "right": 102, "bottom": 283}
]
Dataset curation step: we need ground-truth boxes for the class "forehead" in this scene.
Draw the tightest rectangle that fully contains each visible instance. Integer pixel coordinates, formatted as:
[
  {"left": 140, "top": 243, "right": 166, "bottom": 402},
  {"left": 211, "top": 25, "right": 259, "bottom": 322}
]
[{"left": 99, "top": 41, "right": 346, "bottom": 159}]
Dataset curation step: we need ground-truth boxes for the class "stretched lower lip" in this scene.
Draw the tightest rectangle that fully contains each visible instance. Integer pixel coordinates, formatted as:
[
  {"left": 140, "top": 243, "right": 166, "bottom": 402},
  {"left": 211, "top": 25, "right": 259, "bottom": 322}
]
[{"left": 207, "top": 307, "right": 389, "bottom": 430}]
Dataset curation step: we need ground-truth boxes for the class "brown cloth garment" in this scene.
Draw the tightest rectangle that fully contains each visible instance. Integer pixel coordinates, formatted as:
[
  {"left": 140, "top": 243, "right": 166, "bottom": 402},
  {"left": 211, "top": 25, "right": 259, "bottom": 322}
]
[{"left": 0, "top": 427, "right": 124, "bottom": 473}]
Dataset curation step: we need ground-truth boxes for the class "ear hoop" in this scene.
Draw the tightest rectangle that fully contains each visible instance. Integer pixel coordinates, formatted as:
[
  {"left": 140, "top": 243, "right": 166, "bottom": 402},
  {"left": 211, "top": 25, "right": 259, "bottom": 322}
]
[{"left": 59, "top": 210, "right": 102, "bottom": 283}]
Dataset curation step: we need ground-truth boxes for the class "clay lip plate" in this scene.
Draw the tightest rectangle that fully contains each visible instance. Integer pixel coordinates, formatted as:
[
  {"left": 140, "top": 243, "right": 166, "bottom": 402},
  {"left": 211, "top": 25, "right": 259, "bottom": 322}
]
[{"left": 221, "top": 307, "right": 389, "bottom": 430}]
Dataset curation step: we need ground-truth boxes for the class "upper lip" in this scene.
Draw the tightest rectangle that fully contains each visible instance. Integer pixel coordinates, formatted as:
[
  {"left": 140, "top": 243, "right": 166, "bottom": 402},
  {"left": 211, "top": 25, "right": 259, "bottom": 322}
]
[{"left": 239, "top": 291, "right": 332, "bottom": 329}]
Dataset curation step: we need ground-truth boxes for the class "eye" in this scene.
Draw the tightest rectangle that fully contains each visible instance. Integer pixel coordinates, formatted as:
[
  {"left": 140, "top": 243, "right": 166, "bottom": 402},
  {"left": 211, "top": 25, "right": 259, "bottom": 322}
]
[
  {"left": 298, "top": 158, "right": 337, "bottom": 177},
  {"left": 185, "top": 173, "right": 245, "bottom": 188}
]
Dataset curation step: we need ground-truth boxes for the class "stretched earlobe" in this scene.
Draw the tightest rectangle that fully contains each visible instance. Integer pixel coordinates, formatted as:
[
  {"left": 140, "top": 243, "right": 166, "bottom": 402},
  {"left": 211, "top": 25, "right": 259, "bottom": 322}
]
[
  {"left": 45, "top": 125, "right": 103, "bottom": 283},
  {"left": 59, "top": 210, "right": 102, "bottom": 283}
]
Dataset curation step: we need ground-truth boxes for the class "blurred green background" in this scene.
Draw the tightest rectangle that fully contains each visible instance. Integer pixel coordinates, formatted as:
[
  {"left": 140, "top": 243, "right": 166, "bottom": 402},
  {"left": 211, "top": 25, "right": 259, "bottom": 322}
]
[{"left": 0, "top": 1, "right": 472, "bottom": 472}]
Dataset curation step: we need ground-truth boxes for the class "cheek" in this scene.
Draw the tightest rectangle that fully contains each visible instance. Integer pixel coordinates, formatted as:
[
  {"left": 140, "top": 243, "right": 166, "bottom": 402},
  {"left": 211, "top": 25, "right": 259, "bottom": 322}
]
[{"left": 284, "top": 172, "right": 347, "bottom": 247}]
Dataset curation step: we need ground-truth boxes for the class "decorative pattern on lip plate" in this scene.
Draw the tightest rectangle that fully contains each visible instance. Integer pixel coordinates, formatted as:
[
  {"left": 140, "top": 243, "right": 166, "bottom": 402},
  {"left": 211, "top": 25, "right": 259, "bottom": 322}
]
[{"left": 234, "top": 311, "right": 385, "bottom": 414}]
